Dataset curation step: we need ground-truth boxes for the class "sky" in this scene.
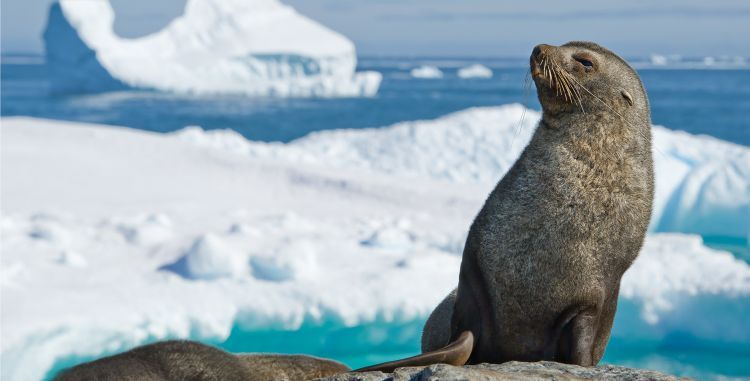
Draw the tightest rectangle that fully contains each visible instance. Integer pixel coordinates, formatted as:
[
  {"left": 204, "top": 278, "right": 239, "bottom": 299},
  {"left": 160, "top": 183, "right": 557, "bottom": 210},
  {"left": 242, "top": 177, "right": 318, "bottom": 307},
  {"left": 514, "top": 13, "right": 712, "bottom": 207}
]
[{"left": 2, "top": 0, "right": 749, "bottom": 57}]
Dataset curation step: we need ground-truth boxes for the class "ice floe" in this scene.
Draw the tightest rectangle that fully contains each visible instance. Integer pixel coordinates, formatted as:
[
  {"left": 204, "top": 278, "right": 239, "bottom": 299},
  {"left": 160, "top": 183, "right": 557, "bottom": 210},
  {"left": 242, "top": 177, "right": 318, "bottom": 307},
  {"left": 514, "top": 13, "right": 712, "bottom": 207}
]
[
  {"left": 410, "top": 65, "right": 444, "bottom": 79},
  {"left": 457, "top": 64, "right": 493, "bottom": 79}
]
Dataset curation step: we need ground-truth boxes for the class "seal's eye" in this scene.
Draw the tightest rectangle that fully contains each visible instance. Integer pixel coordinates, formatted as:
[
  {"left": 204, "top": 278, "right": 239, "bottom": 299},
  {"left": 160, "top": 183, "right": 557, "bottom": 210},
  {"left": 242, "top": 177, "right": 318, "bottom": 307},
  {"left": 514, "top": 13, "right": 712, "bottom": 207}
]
[{"left": 575, "top": 57, "right": 594, "bottom": 71}]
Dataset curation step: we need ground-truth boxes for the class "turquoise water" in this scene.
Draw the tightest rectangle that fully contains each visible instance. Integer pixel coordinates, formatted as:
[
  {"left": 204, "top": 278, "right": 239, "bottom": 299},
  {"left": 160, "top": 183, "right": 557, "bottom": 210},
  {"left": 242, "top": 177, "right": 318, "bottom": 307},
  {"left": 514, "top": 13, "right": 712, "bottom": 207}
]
[
  {"left": 4, "top": 55, "right": 748, "bottom": 380},
  {"left": 43, "top": 315, "right": 750, "bottom": 381}
]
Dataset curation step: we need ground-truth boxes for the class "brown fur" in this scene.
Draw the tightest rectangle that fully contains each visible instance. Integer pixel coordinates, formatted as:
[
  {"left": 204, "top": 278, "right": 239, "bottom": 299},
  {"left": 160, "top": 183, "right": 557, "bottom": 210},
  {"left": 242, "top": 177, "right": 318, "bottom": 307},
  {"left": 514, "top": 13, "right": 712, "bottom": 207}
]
[
  {"left": 422, "top": 41, "right": 654, "bottom": 366},
  {"left": 53, "top": 340, "right": 350, "bottom": 381}
]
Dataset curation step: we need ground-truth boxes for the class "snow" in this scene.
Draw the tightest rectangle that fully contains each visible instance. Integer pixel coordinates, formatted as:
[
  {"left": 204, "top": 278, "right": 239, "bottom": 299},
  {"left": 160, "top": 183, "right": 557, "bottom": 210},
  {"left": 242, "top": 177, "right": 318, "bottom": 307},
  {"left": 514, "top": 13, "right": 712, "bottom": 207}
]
[
  {"left": 457, "top": 64, "right": 493, "bottom": 79},
  {"left": 410, "top": 65, "right": 444, "bottom": 79},
  {"left": 1, "top": 110, "right": 749, "bottom": 380},
  {"left": 43, "top": 0, "right": 381, "bottom": 97},
  {"left": 177, "top": 105, "right": 750, "bottom": 240},
  {"left": 168, "top": 234, "right": 249, "bottom": 280}
]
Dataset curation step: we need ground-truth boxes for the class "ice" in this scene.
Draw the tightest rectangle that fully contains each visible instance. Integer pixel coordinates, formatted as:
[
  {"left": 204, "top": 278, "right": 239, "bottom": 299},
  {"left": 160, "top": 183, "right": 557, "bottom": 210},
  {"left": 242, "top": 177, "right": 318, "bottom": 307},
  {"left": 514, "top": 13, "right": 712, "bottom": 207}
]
[
  {"left": 250, "top": 240, "right": 319, "bottom": 282},
  {"left": 634, "top": 54, "right": 748, "bottom": 69},
  {"left": 410, "top": 65, "right": 444, "bottom": 79},
  {"left": 1, "top": 114, "right": 748, "bottom": 380},
  {"left": 650, "top": 128, "right": 750, "bottom": 239},
  {"left": 167, "top": 234, "right": 249, "bottom": 280},
  {"left": 650, "top": 54, "right": 669, "bottom": 66},
  {"left": 619, "top": 234, "right": 750, "bottom": 346},
  {"left": 56, "top": 250, "right": 88, "bottom": 268},
  {"left": 178, "top": 105, "right": 750, "bottom": 240},
  {"left": 43, "top": 0, "right": 381, "bottom": 97},
  {"left": 360, "top": 226, "right": 415, "bottom": 251},
  {"left": 623, "top": 234, "right": 750, "bottom": 324},
  {"left": 457, "top": 64, "right": 493, "bottom": 79}
]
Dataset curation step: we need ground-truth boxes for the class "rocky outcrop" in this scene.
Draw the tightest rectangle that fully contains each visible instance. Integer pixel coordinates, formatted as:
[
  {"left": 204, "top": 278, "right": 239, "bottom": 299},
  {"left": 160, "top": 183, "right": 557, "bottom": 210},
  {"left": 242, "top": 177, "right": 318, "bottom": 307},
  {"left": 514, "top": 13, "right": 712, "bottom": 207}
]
[{"left": 320, "top": 361, "right": 691, "bottom": 381}]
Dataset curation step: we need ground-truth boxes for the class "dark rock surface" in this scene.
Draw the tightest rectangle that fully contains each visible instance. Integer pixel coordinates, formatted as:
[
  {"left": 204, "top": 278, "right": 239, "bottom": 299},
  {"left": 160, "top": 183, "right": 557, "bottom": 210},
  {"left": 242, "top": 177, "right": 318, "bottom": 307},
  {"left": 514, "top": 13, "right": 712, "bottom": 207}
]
[{"left": 319, "top": 361, "right": 691, "bottom": 381}]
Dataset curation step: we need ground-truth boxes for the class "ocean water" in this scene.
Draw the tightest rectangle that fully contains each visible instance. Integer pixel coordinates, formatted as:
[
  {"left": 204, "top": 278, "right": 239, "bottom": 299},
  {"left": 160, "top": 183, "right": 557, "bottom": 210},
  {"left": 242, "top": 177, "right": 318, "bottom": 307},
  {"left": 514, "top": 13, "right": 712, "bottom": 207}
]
[
  {"left": 2, "top": 55, "right": 749, "bottom": 146},
  {"left": 3, "top": 55, "right": 749, "bottom": 381}
]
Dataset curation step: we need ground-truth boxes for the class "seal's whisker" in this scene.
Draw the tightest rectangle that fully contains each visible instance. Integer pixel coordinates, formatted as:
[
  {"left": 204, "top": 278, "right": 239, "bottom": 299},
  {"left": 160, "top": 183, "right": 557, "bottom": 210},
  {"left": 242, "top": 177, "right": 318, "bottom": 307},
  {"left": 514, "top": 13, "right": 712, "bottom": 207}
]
[
  {"left": 551, "top": 61, "right": 585, "bottom": 113},
  {"left": 562, "top": 70, "right": 578, "bottom": 104},
  {"left": 512, "top": 69, "right": 533, "bottom": 150},
  {"left": 545, "top": 58, "right": 580, "bottom": 107},
  {"left": 558, "top": 68, "right": 573, "bottom": 102}
]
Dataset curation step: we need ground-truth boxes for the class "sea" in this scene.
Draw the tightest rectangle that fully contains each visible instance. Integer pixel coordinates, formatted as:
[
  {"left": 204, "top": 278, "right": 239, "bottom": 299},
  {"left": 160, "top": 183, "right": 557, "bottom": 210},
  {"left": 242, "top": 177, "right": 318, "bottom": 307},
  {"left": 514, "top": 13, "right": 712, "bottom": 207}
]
[
  {"left": 2, "top": 54, "right": 749, "bottom": 381},
  {"left": 2, "top": 55, "right": 749, "bottom": 145}
]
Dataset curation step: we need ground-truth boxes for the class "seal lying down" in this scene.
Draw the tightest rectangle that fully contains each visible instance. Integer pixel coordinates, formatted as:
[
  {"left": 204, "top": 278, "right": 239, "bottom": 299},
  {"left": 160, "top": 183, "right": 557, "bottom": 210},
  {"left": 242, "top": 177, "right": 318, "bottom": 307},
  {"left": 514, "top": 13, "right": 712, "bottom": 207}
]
[{"left": 53, "top": 340, "right": 349, "bottom": 381}]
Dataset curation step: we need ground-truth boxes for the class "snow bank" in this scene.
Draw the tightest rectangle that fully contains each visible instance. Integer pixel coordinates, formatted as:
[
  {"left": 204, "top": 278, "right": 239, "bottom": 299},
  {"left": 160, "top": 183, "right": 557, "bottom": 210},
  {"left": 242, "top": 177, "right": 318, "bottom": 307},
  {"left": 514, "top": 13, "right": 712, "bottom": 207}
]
[
  {"left": 650, "top": 129, "right": 750, "bottom": 239},
  {"left": 166, "top": 234, "right": 249, "bottom": 280},
  {"left": 43, "top": 0, "right": 381, "bottom": 97},
  {"left": 1, "top": 115, "right": 748, "bottom": 380},
  {"left": 410, "top": 65, "right": 443, "bottom": 79},
  {"left": 621, "top": 234, "right": 750, "bottom": 342},
  {"left": 178, "top": 105, "right": 750, "bottom": 240},
  {"left": 457, "top": 64, "right": 493, "bottom": 79}
]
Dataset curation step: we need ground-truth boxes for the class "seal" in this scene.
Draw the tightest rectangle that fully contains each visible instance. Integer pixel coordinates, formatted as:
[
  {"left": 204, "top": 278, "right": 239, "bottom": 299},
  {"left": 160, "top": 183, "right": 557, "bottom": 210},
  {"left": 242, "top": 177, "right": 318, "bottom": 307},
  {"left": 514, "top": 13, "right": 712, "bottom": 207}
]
[
  {"left": 53, "top": 340, "right": 350, "bottom": 381},
  {"left": 360, "top": 41, "right": 654, "bottom": 370}
]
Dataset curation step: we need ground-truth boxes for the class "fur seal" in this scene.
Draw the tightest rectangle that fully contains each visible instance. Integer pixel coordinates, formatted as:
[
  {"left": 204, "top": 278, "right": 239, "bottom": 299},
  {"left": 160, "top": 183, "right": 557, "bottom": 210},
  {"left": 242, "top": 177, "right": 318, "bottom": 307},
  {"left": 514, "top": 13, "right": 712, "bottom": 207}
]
[
  {"left": 53, "top": 340, "right": 350, "bottom": 381},
  {"left": 360, "top": 41, "right": 654, "bottom": 370}
]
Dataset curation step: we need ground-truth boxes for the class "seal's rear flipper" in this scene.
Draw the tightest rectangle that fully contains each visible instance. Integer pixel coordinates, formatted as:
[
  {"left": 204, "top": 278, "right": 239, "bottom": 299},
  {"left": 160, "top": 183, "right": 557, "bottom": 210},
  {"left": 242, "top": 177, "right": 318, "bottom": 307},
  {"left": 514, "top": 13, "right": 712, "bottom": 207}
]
[{"left": 353, "top": 330, "right": 474, "bottom": 373}]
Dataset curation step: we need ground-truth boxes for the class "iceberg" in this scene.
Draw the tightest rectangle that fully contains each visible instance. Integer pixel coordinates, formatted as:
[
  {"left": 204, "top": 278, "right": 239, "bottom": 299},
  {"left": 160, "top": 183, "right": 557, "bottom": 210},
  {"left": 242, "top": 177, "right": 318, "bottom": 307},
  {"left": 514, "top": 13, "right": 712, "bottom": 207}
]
[
  {"left": 457, "top": 64, "right": 493, "bottom": 79},
  {"left": 43, "top": 0, "right": 381, "bottom": 97},
  {"left": 410, "top": 65, "right": 443, "bottom": 79}
]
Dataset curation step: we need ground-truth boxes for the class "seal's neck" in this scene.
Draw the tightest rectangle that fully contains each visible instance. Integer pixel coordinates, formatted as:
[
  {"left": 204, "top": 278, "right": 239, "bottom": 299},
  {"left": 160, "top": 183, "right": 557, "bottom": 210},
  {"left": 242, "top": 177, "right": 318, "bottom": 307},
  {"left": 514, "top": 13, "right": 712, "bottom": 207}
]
[{"left": 538, "top": 111, "right": 651, "bottom": 166}]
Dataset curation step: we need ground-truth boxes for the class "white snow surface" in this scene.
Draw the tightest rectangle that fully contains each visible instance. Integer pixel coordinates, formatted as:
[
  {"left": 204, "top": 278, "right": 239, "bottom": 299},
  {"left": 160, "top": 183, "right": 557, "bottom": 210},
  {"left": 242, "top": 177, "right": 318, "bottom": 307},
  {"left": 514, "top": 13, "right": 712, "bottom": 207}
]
[
  {"left": 2, "top": 108, "right": 749, "bottom": 380},
  {"left": 43, "top": 0, "right": 381, "bottom": 97},
  {"left": 457, "top": 64, "right": 493, "bottom": 79},
  {"left": 410, "top": 65, "right": 444, "bottom": 79},
  {"left": 177, "top": 104, "right": 750, "bottom": 239}
]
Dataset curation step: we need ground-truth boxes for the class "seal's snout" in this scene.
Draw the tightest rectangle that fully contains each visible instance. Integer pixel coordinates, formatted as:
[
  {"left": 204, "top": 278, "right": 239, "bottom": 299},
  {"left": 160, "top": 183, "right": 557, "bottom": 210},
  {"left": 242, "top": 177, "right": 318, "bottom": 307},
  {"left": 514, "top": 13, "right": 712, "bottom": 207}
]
[
  {"left": 531, "top": 44, "right": 552, "bottom": 60},
  {"left": 530, "top": 44, "right": 553, "bottom": 78}
]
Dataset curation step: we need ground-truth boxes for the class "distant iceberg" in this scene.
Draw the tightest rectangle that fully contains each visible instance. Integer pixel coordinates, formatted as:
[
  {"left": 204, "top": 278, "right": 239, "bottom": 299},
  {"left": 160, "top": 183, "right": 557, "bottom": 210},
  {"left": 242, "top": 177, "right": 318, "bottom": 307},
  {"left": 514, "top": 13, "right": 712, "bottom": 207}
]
[
  {"left": 43, "top": 0, "right": 381, "bottom": 97},
  {"left": 410, "top": 65, "right": 443, "bottom": 79},
  {"left": 457, "top": 64, "right": 493, "bottom": 79},
  {"left": 636, "top": 53, "right": 748, "bottom": 70}
]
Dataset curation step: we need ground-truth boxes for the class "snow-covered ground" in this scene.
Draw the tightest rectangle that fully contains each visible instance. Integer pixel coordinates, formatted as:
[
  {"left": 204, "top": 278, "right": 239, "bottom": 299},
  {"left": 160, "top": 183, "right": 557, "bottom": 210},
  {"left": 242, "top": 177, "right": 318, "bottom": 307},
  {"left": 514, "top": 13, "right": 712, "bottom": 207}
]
[
  {"left": 2, "top": 106, "right": 749, "bottom": 380},
  {"left": 44, "top": 0, "right": 381, "bottom": 97}
]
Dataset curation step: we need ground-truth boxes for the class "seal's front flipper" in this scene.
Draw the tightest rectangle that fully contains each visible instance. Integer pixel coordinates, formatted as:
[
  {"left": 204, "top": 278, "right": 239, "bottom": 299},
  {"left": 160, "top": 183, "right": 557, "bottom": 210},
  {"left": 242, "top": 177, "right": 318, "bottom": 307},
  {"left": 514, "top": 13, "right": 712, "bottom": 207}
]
[{"left": 558, "top": 311, "right": 598, "bottom": 366}]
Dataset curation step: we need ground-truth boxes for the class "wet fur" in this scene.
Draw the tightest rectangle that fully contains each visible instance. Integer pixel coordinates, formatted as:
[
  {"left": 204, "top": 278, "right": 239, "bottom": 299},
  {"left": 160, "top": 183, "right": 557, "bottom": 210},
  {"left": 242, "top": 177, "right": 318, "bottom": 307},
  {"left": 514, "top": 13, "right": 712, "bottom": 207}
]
[
  {"left": 53, "top": 340, "right": 350, "bottom": 381},
  {"left": 422, "top": 41, "right": 654, "bottom": 366}
]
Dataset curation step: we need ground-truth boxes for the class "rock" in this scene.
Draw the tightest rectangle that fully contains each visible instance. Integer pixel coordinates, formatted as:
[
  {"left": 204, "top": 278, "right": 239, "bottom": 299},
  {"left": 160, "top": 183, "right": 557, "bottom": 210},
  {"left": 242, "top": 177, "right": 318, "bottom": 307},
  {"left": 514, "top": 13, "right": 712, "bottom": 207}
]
[{"left": 319, "top": 361, "right": 691, "bottom": 381}]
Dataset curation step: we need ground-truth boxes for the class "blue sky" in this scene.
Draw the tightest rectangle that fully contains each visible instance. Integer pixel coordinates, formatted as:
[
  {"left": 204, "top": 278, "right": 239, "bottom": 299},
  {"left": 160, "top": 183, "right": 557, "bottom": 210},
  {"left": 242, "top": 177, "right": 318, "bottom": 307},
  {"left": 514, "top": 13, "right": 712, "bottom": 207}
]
[{"left": 2, "top": 0, "right": 749, "bottom": 57}]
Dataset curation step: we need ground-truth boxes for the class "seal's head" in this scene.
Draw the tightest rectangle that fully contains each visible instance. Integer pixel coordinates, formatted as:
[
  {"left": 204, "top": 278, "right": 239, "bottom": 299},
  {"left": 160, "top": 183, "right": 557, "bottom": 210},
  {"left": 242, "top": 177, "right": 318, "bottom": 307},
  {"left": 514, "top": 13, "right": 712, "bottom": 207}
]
[{"left": 530, "top": 41, "right": 648, "bottom": 123}]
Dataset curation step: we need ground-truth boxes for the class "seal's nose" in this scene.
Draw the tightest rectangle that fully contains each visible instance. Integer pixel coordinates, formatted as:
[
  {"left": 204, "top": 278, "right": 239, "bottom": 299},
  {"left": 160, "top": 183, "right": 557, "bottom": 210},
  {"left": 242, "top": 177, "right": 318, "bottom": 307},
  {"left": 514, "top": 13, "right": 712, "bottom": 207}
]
[{"left": 532, "top": 44, "right": 552, "bottom": 59}]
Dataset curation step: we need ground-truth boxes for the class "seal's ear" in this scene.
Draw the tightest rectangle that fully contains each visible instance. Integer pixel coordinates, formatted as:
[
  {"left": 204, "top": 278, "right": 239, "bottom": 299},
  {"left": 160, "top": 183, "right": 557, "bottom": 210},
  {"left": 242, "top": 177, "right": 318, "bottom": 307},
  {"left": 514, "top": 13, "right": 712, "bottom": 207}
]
[{"left": 620, "top": 90, "right": 634, "bottom": 106}]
